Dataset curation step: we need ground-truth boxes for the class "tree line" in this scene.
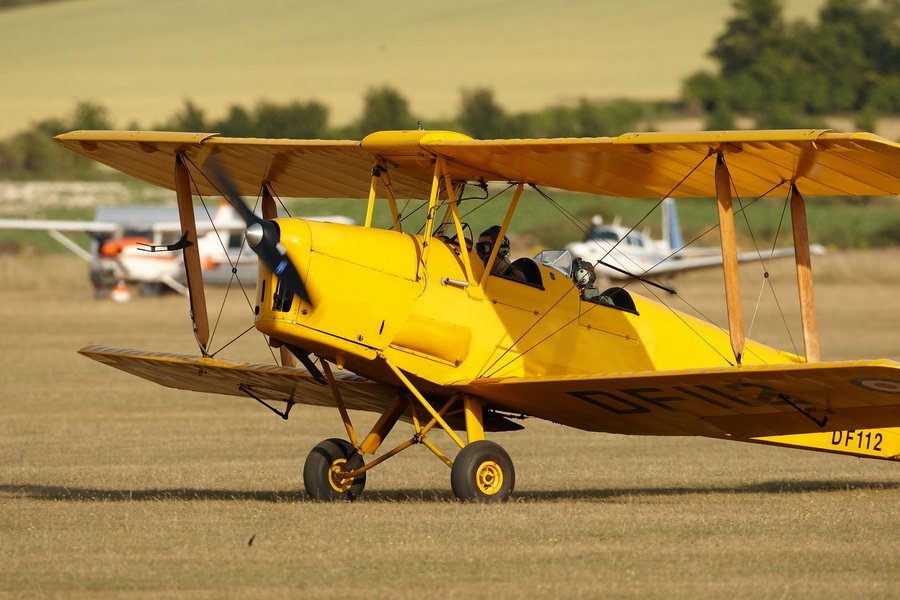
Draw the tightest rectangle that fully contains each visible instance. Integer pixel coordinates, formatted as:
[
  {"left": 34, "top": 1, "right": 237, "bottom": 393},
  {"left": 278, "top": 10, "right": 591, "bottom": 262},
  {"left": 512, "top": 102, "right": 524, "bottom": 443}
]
[
  {"left": 0, "top": 92, "right": 670, "bottom": 179},
  {"left": 685, "top": 0, "right": 900, "bottom": 129},
  {"left": 1, "top": 0, "right": 898, "bottom": 179}
]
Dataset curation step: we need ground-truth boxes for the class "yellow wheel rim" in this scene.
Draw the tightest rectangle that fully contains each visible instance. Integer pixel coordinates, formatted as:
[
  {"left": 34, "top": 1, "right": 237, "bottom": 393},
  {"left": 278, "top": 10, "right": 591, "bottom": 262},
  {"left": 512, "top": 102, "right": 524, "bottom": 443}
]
[
  {"left": 328, "top": 458, "right": 352, "bottom": 493},
  {"left": 475, "top": 460, "right": 504, "bottom": 495}
]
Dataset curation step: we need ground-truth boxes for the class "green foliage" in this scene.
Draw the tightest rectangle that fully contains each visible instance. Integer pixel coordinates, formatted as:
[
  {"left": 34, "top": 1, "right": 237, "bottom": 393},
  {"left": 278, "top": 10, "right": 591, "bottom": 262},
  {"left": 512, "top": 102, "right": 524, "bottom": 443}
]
[
  {"left": 525, "top": 99, "right": 652, "bottom": 138},
  {"left": 706, "top": 102, "right": 736, "bottom": 130},
  {"left": 215, "top": 104, "right": 255, "bottom": 137},
  {"left": 856, "top": 105, "right": 880, "bottom": 131},
  {"left": 866, "top": 76, "right": 900, "bottom": 112},
  {"left": 458, "top": 88, "right": 512, "bottom": 139},
  {"left": 163, "top": 99, "right": 331, "bottom": 139},
  {"left": 249, "top": 100, "right": 329, "bottom": 139},
  {"left": 0, "top": 0, "right": 64, "bottom": 9},
  {"left": 0, "top": 101, "right": 111, "bottom": 179},
  {"left": 358, "top": 86, "right": 414, "bottom": 136},
  {"left": 454, "top": 93, "right": 656, "bottom": 139},
  {"left": 161, "top": 99, "right": 207, "bottom": 132},
  {"left": 710, "top": 0, "right": 787, "bottom": 78},
  {"left": 684, "top": 0, "right": 900, "bottom": 124}
]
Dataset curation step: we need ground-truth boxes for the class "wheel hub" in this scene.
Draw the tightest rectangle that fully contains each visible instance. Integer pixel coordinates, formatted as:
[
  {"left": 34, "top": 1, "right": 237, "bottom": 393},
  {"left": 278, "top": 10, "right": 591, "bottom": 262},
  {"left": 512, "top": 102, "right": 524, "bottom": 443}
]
[
  {"left": 328, "top": 459, "right": 353, "bottom": 493},
  {"left": 475, "top": 460, "right": 503, "bottom": 495}
]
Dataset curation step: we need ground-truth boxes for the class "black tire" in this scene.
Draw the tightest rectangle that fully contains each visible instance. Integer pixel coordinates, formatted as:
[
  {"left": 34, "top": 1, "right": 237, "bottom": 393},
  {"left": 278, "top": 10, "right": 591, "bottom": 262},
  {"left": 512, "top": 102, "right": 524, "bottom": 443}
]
[
  {"left": 303, "top": 438, "right": 366, "bottom": 501},
  {"left": 450, "top": 440, "right": 515, "bottom": 503}
]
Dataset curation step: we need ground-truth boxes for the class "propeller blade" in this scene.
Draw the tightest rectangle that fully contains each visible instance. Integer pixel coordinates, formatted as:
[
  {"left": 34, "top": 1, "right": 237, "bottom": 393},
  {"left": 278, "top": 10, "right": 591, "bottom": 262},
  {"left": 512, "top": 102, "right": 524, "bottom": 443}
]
[{"left": 205, "top": 157, "right": 312, "bottom": 305}]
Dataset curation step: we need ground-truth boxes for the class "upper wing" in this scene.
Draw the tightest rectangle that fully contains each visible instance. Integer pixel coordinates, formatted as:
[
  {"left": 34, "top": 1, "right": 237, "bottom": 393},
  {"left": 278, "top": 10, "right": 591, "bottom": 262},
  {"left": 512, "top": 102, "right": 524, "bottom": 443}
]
[
  {"left": 0, "top": 218, "right": 118, "bottom": 233},
  {"left": 53, "top": 131, "right": 434, "bottom": 200},
  {"left": 453, "top": 359, "right": 900, "bottom": 439},
  {"left": 55, "top": 130, "right": 900, "bottom": 200},
  {"left": 430, "top": 131, "right": 900, "bottom": 198}
]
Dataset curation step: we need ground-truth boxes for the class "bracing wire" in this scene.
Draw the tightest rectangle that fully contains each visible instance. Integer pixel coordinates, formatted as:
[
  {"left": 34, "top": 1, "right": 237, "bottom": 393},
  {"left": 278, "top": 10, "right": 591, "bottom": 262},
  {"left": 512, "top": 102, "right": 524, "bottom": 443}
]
[
  {"left": 597, "top": 153, "right": 713, "bottom": 265},
  {"left": 180, "top": 156, "right": 282, "bottom": 365},
  {"left": 720, "top": 168, "right": 800, "bottom": 359},
  {"left": 479, "top": 285, "right": 580, "bottom": 378},
  {"left": 634, "top": 181, "right": 784, "bottom": 285},
  {"left": 478, "top": 182, "right": 698, "bottom": 377},
  {"left": 498, "top": 166, "right": 804, "bottom": 373}
]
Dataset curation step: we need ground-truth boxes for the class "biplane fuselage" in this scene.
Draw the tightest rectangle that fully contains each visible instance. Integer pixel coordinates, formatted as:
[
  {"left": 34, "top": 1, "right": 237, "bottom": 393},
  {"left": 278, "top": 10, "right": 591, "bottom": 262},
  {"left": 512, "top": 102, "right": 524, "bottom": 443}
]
[{"left": 257, "top": 218, "right": 794, "bottom": 430}]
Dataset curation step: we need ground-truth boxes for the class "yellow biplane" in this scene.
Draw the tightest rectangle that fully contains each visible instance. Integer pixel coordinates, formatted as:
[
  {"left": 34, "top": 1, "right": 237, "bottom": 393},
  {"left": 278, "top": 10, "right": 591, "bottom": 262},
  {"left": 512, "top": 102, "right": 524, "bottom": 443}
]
[{"left": 55, "top": 128, "right": 900, "bottom": 502}]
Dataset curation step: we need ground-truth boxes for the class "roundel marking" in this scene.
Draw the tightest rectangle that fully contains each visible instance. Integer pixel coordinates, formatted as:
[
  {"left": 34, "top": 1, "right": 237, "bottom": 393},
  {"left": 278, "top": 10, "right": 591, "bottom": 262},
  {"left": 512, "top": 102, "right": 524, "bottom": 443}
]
[{"left": 851, "top": 378, "right": 900, "bottom": 394}]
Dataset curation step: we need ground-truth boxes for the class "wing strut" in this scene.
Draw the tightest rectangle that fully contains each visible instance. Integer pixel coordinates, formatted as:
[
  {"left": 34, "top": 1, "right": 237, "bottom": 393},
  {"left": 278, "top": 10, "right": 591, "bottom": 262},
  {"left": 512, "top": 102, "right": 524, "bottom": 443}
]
[
  {"left": 715, "top": 153, "right": 744, "bottom": 365},
  {"left": 261, "top": 182, "right": 278, "bottom": 221},
  {"left": 790, "top": 184, "right": 820, "bottom": 362},
  {"left": 174, "top": 154, "right": 210, "bottom": 355},
  {"left": 478, "top": 183, "right": 524, "bottom": 290}
]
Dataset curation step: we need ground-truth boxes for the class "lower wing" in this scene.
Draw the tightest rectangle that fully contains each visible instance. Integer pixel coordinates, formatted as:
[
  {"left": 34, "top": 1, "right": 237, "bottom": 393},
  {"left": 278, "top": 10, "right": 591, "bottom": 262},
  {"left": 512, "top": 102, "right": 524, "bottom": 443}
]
[
  {"left": 80, "top": 345, "right": 393, "bottom": 412},
  {"left": 453, "top": 360, "right": 900, "bottom": 441},
  {"left": 79, "top": 345, "right": 523, "bottom": 431}
]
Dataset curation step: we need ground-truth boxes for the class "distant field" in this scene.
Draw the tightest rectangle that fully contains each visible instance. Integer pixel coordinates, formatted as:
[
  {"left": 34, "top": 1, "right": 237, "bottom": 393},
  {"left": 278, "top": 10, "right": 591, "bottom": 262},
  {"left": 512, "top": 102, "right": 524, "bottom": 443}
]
[
  {"left": 2, "top": 179, "right": 898, "bottom": 256},
  {"left": 0, "top": 0, "right": 826, "bottom": 136},
  {"left": 1, "top": 251, "right": 899, "bottom": 597}
]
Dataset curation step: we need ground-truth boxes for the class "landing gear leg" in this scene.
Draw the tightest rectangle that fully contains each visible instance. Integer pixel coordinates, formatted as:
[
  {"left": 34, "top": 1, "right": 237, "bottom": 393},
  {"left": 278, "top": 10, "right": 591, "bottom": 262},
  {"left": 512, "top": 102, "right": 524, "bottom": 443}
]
[
  {"left": 302, "top": 438, "right": 366, "bottom": 501},
  {"left": 450, "top": 396, "right": 515, "bottom": 502},
  {"left": 303, "top": 394, "right": 407, "bottom": 502}
]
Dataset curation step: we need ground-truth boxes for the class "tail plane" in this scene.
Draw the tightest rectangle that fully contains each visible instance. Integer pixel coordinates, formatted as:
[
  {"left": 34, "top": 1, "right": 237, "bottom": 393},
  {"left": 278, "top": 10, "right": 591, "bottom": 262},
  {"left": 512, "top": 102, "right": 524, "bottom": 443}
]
[{"left": 661, "top": 198, "right": 684, "bottom": 252}]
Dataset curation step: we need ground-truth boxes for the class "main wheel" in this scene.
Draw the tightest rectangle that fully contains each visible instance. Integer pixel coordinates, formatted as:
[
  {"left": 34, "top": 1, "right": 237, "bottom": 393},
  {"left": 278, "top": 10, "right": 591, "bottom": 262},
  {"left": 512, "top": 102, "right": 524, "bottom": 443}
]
[
  {"left": 303, "top": 438, "right": 366, "bottom": 501},
  {"left": 450, "top": 440, "right": 515, "bottom": 503}
]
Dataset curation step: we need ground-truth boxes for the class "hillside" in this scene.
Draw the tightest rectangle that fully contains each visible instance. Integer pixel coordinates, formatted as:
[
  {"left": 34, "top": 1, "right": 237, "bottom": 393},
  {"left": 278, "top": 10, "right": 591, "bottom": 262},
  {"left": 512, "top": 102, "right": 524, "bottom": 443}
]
[{"left": 1, "top": 0, "right": 825, "bottom": 136}]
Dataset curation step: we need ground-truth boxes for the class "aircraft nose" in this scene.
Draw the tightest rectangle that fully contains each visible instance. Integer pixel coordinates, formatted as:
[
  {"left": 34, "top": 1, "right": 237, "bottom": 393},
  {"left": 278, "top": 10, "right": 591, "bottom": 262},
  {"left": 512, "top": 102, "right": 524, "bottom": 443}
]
[{"left": 246, "top": 223, "right": 264, "bottom": 248}]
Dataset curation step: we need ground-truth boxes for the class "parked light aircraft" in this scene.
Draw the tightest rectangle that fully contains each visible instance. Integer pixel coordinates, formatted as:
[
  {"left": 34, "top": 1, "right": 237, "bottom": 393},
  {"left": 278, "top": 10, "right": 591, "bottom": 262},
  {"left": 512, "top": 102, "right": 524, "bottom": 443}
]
[
  {"left": 565, "top": 198, "right": 826, "bottom": 282},
  {"left": 0, "top": 202, "right": 351, "bottom": 299},
  {"left": 54, "top": 128, "right": 900, "bottom": 502}
]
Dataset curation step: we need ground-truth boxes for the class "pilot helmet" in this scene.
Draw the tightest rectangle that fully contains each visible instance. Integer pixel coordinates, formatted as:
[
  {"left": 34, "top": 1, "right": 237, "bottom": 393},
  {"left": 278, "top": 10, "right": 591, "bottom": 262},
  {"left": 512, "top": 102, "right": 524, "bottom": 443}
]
[
  {"left": 572, "top": 259, "right": 596, "bottom": 288},
  {"left": 476, "top": 225, "right": 510, "bottom": 260}
]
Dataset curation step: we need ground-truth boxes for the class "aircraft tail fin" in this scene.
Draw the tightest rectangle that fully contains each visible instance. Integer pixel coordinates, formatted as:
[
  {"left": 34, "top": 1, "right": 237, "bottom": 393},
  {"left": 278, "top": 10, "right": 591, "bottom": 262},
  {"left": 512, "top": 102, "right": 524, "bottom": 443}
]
[{"left": 661, "top": 198, "right": 684, "bottom": 252}]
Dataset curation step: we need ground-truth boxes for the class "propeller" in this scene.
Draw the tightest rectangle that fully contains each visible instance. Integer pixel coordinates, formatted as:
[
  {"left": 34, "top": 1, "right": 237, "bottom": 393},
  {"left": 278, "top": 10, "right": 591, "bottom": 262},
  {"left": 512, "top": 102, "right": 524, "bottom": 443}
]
[{"left": 205, "top": 156, "right": 312, "bottom": 305}]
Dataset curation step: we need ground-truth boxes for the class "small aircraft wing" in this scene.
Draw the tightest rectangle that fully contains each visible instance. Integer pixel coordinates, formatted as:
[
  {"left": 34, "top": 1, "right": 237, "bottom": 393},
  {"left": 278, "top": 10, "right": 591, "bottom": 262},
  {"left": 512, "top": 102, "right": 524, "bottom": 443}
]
[
  {"left": 0, "top": 218, "right": 120, "bottom": 262},
  {"left": 453, "top": 359, "right": 900, "bottom": 439},
  {"left": 0, "top": 218, "right": 119, "bottom": 233},
  {"left": 639, "top": 245, "right": 826, "bottom": 277}
]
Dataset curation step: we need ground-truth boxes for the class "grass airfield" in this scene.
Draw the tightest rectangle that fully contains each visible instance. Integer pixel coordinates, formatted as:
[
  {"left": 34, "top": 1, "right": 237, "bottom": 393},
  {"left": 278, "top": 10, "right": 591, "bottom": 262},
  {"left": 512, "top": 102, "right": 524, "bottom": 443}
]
[{"left": 2, "top": 250, "right": 900, "bottom": 597}]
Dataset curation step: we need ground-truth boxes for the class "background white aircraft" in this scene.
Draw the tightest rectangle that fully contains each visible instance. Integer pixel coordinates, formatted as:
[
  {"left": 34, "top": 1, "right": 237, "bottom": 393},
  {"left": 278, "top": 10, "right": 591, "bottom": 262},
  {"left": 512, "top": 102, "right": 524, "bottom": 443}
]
[
  {"left": 565, "top": 198, "right": 825, "bottom": 282},
  {"left": 0, "top": 202, "right": 352, "bottom": 300}
]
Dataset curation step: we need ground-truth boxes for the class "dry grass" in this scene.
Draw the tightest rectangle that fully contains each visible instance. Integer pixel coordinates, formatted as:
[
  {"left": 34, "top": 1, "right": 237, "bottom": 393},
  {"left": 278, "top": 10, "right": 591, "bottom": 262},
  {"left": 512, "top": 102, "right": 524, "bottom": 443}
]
[{"left": 2, "top": 252, "right": 900, "bottom": 598}]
